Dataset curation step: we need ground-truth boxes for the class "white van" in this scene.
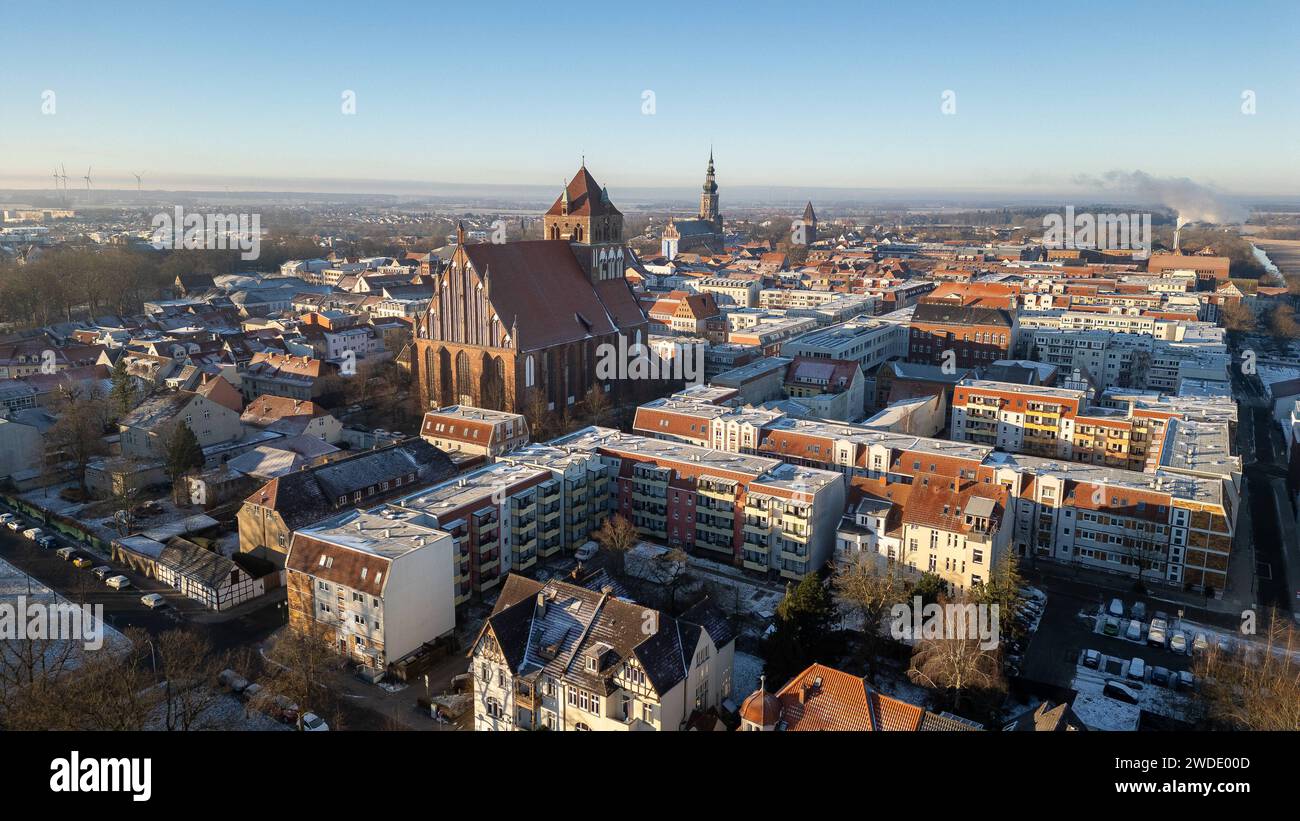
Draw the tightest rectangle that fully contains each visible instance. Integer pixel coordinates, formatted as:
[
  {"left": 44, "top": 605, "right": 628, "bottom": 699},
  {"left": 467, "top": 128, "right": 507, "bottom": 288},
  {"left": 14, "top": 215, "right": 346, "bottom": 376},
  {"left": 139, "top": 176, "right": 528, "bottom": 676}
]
[
  {"left": 105, "top": 575, "right": 131, "bottom": 590},
  {"left": 1127, "top": 657, "right": 1146, "bottom": 681},
  {"left": 1107, "top": 598, "right": 1124, "bottom": 617}
]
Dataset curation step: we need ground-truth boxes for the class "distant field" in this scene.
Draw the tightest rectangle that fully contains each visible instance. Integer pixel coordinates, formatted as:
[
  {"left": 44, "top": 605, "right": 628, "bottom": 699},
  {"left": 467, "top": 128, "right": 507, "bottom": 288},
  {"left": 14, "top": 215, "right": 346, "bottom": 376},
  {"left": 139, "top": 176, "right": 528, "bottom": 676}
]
[{"left": 1253, "top": 238, "right": 1300, "bottom": 278}]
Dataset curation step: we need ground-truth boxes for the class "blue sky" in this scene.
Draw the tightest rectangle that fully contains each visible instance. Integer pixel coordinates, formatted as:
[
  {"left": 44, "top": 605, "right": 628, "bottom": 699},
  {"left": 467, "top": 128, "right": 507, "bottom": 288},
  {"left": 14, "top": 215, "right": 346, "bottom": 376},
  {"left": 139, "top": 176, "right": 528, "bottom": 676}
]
[{"left": 1, "top": 0, "right": 1297, "bottom": 195}]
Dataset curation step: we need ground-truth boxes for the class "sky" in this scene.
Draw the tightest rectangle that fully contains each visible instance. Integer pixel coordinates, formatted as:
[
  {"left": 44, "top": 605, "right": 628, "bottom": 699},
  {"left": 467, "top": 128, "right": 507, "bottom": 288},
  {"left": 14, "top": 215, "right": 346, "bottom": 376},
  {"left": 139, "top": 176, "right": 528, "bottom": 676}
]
[{"left": 1, "top": 0, "right": 1298, "bottom": 198}]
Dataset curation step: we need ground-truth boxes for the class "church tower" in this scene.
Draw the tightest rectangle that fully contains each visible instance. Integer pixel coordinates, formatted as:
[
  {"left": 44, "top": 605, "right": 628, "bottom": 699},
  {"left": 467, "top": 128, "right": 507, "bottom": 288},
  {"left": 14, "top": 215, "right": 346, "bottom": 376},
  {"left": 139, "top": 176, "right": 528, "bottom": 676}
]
[
  {"left": 801, "top": 201, "right": 818, "bottom": 245},
  {"left": 699, "top": 150, "right": 721, "bottom": 232},
  {"left": 544, "top": 163, "right": 626, "bottom": 283}
]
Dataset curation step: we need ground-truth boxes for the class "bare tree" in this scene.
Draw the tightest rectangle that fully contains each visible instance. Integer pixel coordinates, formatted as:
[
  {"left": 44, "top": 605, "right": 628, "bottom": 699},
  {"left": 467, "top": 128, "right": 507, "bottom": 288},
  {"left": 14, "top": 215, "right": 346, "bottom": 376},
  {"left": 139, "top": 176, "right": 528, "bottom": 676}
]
[
  {"left": 44, "top": 391, "right": 110, "bottom": 495},
  {"left": 833, "top": 555, "right": 907, "bottom": 677},
  {"left": 907, "top": 599, "right": 1002, "bottom": 715},
  {"left": 592, "top": 513, "right": 639, "bottom": 576},
  {"left": 157, "top": 629, "right": 226, "bottom": 731},
  {"left": 582, "top": 384, "right": 612, "bottom": 428},
  {"left": 1193, "top": 613, "right": 1300, "bottom": 731},
  {"left": 268, "top": 621, "right": 342, "bottom": 730}
]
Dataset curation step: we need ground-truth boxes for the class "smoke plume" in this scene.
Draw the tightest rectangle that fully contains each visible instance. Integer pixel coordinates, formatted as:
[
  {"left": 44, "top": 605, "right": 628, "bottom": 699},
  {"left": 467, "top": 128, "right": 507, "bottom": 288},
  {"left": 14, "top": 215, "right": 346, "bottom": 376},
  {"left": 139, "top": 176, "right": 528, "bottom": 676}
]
[{"left": 1072, "top": 170, "right": 1248, "bottom": 226}]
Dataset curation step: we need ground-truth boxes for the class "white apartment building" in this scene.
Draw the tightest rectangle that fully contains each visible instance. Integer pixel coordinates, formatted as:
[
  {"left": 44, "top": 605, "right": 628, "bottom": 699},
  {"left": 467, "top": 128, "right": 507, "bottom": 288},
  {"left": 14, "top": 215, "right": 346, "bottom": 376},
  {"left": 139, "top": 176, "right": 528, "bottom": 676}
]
[{"left": 287, "top": 510, "right": 456, "bottom": 670}]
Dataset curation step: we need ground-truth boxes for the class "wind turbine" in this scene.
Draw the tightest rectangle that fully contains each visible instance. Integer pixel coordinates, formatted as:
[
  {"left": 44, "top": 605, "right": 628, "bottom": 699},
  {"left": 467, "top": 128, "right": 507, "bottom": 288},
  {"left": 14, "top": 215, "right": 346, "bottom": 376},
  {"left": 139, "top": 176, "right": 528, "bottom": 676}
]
[
  {"left": 133, "top": 170, "right": 146, "bottom": 192},
  {"left": 81, "top": 166, "right": 92, "bottom": 202}
]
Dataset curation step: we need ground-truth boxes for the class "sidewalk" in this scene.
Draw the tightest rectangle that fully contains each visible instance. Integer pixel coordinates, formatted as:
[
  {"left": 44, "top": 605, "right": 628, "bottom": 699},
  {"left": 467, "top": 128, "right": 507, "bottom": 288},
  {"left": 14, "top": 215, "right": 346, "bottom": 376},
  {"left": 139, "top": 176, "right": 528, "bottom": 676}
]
[{"left": 1272, "top": 476, "right": 1300, "bottom": 625}]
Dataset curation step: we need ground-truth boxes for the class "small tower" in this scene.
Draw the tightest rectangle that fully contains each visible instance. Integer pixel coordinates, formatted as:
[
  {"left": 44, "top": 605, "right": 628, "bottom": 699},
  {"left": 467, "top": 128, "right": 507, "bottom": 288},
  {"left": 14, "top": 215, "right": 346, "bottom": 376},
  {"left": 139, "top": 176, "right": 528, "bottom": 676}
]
[{"left": 739, "top": 674, "right": 782, "bottom": 731}]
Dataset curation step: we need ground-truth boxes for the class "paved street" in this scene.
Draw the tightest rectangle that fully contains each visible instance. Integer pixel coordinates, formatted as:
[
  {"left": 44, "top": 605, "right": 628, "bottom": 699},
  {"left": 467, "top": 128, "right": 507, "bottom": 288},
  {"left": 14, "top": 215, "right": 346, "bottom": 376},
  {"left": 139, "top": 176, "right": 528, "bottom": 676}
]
[{"left": 0, "top": 502, "right": 432, "bottom": 731}]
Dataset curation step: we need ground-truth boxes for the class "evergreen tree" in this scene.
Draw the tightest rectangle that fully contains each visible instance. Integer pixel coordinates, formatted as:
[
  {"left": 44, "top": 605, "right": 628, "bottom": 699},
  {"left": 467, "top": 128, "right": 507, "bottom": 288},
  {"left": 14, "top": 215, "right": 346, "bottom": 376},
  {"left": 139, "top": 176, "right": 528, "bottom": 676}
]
[
  {"left": 761, "top": 573, "right": 837, "bottom": 686},
  {"left": 910, "top": 572, "right": 948, "bottom": 607},
  {"left": 164, "top": 422, "right": 205, "bottom": 503},
  {"left": 109, "top": 357, "right": 136, "bottom": 419}
]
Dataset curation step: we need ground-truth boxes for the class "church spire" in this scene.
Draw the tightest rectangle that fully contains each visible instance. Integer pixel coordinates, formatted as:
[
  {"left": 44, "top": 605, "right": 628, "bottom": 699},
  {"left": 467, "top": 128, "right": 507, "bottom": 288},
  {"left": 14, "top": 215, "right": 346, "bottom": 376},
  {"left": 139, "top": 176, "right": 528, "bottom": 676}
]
[{"left": 699, "top": 149, "right": 719, "bottom": 223}]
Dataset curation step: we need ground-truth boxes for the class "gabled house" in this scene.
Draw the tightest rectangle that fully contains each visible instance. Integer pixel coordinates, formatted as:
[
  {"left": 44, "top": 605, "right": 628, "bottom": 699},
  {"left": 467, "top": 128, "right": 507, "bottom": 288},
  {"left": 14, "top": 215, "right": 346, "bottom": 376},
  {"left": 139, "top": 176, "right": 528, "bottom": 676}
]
[
  {"left": 118, "top": 388, "right": 245, "bottom": 462},
  {"left": 470, "top": 574, "right": 736, "bottom": 731}
]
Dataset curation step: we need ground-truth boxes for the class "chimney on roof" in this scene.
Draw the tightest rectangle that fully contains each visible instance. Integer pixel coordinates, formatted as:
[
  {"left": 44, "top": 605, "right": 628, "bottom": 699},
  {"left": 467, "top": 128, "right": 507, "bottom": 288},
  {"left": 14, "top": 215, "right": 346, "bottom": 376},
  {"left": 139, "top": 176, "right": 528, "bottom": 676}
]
[{"left": 536, "top": 591, "right": 547, "bottom": 618}]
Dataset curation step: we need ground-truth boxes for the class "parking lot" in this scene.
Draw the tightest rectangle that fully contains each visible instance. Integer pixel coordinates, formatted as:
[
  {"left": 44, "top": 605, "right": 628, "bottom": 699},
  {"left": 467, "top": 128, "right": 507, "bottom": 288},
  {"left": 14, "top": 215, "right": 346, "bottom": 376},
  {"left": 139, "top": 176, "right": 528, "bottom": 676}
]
[
  {"left": 0, "top": 504, "right": 284, "bottom": 652},
  {"left": 1020, "top": 584, "right": 1195, "bottom": 690}
]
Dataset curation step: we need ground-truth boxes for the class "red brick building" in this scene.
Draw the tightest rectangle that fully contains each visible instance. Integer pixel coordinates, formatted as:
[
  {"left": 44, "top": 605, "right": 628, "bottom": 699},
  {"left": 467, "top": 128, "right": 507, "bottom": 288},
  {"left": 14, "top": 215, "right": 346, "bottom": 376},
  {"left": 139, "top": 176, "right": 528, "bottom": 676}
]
[
  {"left": 413, "top": 165, "right": 649, "bottom": 414},
  {"left": 906, "top": 300, "right": 1018, "bottom": 369}
]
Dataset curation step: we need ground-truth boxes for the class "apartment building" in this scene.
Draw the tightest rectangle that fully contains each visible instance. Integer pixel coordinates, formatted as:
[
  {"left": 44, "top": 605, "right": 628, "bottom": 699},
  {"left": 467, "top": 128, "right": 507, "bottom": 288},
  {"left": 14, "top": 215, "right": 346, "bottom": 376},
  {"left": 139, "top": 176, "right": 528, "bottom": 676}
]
[
  {"left": 118, "top": 389, "right": 244, "bottom": 461},
  {"left": 695, "top": 277, "right": 761, "bottom": 308},
  {"left": 471, "top": 575, "right": 735, "bottom": 731},
  {"left": 759, "top": 288, "right": 852, "bottom": 310},
  {"left": 986, "top": 452, "right": 1236, "bottom": 593},
  {"left": 497, "top": 442, "right": 614, "bottom": 555},
  {"left": 898, "top": 479, "right": 1011, "bottom": 593},
  {"left": 286, "top": 510, "right": 456, "bottom": 670},
  {"left": 783, "top": 357, "right": 865, "bottom": 422},
  {"left": 384, "top": 462, "right": 555, "bottom": 604},
  {"left": 550, "top": 426, "right": 845, "bottom": 580},
  {"left": 907, "top": 301, "right": 1018, "bottom": 368},
  {"left": 654, "top": 403, "right": 1237, "bottom": 595},
  {"left": 419, "top": 405, "right": 529, "bottom": 458},
  {"left": 240, "top": 351, "right": 325, "bottom": 401},
  {"left": 779, "top": 316, "right": 908, "bottom": 374}
]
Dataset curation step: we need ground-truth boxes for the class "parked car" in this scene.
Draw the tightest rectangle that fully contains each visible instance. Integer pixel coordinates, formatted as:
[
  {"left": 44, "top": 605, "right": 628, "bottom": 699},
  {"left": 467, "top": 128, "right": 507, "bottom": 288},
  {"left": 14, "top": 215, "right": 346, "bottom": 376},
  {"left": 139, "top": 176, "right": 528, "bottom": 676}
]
[
  {"left": 34, "top": 535, "right": 56, "bottom": 549},
  {"left": 105, "top": 575, "right": 131, "bottom": 590},
  {"left": 1216, "top": 635, "right": 1236, "bottom": 654},
  {"left": 72, "top": 557, "right": 93, "bottom": 569},
  {"left": 0, "top": 513, "right": 14, "bottom": 524},
  {"left": 241, "top": 683, "right": 264, "bottom": 702},
  {"left": 301, "top": 712, "right": 329, "bottom": 732},
  {"left": 1125, "top": 620, "right": 1142, "bottom": 641},
  {"left": 574, "top": 541, "right": 599, "bottom": 562},
  {"left": 1169, "top": 632, "right": 1188, "bottom": 655},
  {"left": 140, "top": 593, "right": 167, "bottom": 610},
  {"left": 1151, "top": 666, "right": 1172, "bottom": 687},
  {"left": 1175, "top": 670, "right": 1196, "bottom": 692},
  {"left": 91, "top": 565, "right": 113, "bottom": 580},
  {"left": 1147, "top": 618, "right": 1168, "bottom": 647},
  {"left": 1103, "top": 680, "right": 1141, "bottom": 704},
  {"left": 21, "top": 527, "right": 42, "bottom": 540},
  {"left": 1082, "top": 649, "right": 1101, "bottom": 669},
  {"left": 1127, "top": 657, "right": 1146, "bottom": 681},
  {"left": 1130, "top": 601, "right": 1147, "bottom": 621},
  {"left": 1103, "top": 616, "right": 1120, "bottom": 636},
  {"left": 1108, "top": 598, "right": 1124, "bottom": 617},
  {"left": 1193, "top": 632, "right": 1210, "bottom": 654},
  {"left": 55, "top": 547, "right": 75, "bottom": 561},
  {"left": 7, "top": 519, "right": 23, "bottom": 531},
  {"left": 218, "top": 669, "right": 249, "bottom": 693}
]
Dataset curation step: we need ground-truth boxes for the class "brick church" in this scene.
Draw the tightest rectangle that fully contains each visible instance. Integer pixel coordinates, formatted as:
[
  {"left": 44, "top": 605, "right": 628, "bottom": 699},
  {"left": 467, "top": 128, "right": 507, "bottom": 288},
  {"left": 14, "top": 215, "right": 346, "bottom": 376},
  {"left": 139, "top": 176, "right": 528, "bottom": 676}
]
[{"left": 413, "top": 164, "right": 650, "bottom": 415}]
